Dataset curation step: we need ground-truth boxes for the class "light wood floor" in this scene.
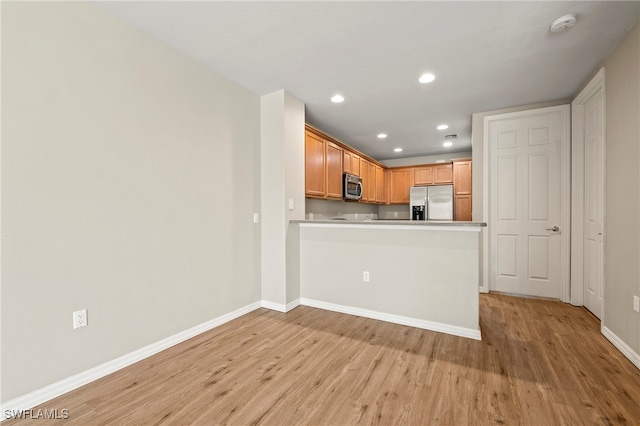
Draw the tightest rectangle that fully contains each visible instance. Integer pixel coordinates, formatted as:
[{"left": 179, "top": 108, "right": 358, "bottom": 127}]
[{"left": 5, "top": 293, "right": 640, "bottom": 425}]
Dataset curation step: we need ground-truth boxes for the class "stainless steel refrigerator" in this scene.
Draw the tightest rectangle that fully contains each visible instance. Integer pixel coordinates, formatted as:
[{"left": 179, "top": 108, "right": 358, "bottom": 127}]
[{"left": 409, "top": 185, "right": 454, "bottom": 220}]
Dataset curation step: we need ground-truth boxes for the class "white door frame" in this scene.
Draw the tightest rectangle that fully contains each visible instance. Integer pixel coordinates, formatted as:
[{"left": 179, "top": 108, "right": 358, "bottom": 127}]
[
  {"left": 482, "top": 105, "right": 572, "bottom": 302},
  {"left": 571, "top": 68, "right": 605, "bottom": 312}
]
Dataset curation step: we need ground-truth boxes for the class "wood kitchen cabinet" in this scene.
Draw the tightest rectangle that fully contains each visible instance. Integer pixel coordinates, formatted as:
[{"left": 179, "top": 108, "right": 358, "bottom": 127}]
[
  {"left": 433, "top": 163, "right": 453, "bottom": 184},
  {"left": 389, "top": 168, "right": 413, "bottom": 204},
  {"left": 368, "top": 162, "right": 377, "bottom": 202},
  {"left": 411, "top": 163, "right": 453, "bottom": 186},
  {"left": 359, "top": 157, "right": 369, "bottom": 202},
  {"left": 343, "top": 150, "right": 360, "bottom": 176},
  {"left": 304, "top": 124, "right": 390, "bottom": 205},
  {"left": 304, "top": 129, "right": 343, "bottom": 200},
  {"left": 375, "top": 165, "right": 386, "bottom": 204},
  {"left": 326, "top": 142, "right": 343, "bottom": 199},
  {"left": 413, "top": 166, "right": 434, "bottom": 186},
  {"left": 305, "top": 130, "right": 326, "bottom": 197},
  {"left": 453, "top": 159, "right": 472, "bottom": 221}
]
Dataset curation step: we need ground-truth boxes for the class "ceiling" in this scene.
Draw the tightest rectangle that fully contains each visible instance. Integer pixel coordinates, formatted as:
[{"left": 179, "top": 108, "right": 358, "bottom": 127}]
[{"left": 94, "top": 1, "right": 639, "bottom": 161}]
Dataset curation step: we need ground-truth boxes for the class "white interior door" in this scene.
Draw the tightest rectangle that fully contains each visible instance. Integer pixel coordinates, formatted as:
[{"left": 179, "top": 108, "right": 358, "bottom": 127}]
[
  {"left": 487, "top": 106, "right": 570, "bottom": 299},
  {"left": 583, "top": 88, "right": 604, "bottom": 318}
]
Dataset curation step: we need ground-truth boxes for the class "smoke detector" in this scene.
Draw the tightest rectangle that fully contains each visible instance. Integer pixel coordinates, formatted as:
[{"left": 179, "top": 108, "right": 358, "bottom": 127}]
[{"left": 550, "top": 14, "right": 577, "bottom": 33}]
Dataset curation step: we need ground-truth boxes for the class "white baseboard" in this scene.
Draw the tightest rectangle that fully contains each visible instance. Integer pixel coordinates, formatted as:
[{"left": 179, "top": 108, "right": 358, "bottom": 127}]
[
  {"left": 260, "top": 300, "right": 286, "bottom": 312},
  {"left": 300, "top": 298, "right": 481, "bottom": 340},
  {"left": 2, "top": 296, "right": 482, "bottom": 414},
  {"left": 0, "top": 301, "right": 262, "bottom": 415},
  {"left": 602, "top": 326, "right": 640, "bottom": 369},
  {"left": 479, "top": 286, "right": 489, "bottom": 294},
  {"left": 261, "top": 299, "right": 301, "bottom": 313},
  {"left": 286, "top": 298, "right": 301, "bottom": 312}
]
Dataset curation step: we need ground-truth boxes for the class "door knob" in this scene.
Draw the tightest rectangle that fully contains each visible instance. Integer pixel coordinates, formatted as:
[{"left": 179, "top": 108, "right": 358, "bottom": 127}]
[{"left": 546, "top": 226, "right": 560, "bottom": 232}]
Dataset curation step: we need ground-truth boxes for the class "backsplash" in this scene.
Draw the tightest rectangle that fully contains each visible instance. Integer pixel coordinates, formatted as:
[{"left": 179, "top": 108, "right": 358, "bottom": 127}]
[
  {"left": 378, "top": 205, "right": 411, "bottom": 220},
  {"left": 305, "top": 198, "right": 379, "bottom": 220}
]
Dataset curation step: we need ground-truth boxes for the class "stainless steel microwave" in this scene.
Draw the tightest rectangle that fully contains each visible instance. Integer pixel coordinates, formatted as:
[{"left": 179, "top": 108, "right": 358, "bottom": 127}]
[{"left": 343, "top": 173, "right": 362, "bottom": 200}]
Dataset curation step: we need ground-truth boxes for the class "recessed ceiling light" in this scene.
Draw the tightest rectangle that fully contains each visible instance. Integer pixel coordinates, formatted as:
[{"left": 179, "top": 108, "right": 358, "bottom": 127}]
[
  {"left": 437, "top": 124, "right": 449, "bottom": 130},
  {"left": 443, "top": 141, "right": 453, "bottom": 148},
  {"left": 394, "top": 148, "right": 403, "bottom": 153},
  {"left": 331, "top": 94, "right": 344, "bottom": 103},
  {"left": 377, "top": 133, "right": 387, "bottom": 139},
  {"left": 418, "top": 73, "right": 436, "bottom": 84}
]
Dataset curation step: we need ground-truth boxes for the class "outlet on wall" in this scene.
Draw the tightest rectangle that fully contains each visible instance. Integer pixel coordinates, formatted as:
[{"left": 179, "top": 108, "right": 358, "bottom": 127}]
[
  {"left": 73, "top": 309, "right": 87, "bottom": 329},
  {"left": 362, "top": 271, "right": 370, "bottom": 282},
  {"left": 633, "top": 295, "right": 639, "bottom": 313}
]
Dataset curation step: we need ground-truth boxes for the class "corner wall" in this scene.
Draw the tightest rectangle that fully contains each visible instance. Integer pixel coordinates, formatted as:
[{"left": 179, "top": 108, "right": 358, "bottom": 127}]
[
  {"left": 260, "top": 91, "right": 305, "bottom": 310},
  {"left": 601, "top": 21, "right": 640, "bottom": 357},
  {"left": 1, "top": 2, "right": 261, "bottom": 401}
]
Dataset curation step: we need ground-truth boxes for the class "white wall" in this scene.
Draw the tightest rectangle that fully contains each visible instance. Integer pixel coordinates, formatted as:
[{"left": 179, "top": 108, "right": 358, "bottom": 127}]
[
  {"left": 260, "top": 91, "right": 305, "bottom": 309},
  {"left": 1, "top": 2, "right": 261, "bottom": 401},
  {"left": 599, "top": 21, "right": 640, "bottom": 356},
  {"left": 298, "top": 225, "right": 480, "bottom": 336}
]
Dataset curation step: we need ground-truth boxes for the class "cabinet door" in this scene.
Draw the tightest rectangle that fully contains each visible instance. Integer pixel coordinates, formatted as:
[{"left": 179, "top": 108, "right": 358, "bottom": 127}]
[
  {"left": 433, "top": 163, "right": 453, "bottom": 184},
  {"left": 455, "top": 194, "right": 472, "bottom": 221},
  {"left": 326, "top": 142, "right": 343, "bottom": 199},
  {"left": 343, "top": 151, "right": 352, "bottom": 174},
  {"left": 375, "top": 165, "right": 385, "bottom": 204},
  {"left": 389, "top": 168, "right": 413, "bottom": 204},
  {"left": 413, "top": 166, "right": 434, "bottom": 186},
  {"left": 368, "top": 162, "right": 377, "bottom": 202},
  {"left": 359, "top": 157, "right": 369, "bottom": 202},
  {"left": 351, "top": 153, "right": 360, "bottom": 177},
  {"left": 453, "top": 160, "right": 472, "bottom": 195},
  {"left": 305, "top": 131, "right": 326, "bottom": 197}
]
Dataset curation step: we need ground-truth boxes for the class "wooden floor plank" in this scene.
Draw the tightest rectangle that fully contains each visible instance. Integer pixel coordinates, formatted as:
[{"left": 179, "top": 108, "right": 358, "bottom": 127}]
[{"left": 4, "top": 294, "right": 640, "bottom": 425}]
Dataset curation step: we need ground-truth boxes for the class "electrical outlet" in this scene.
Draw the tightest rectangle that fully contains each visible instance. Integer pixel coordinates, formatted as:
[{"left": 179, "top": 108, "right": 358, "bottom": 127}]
[
  {"left": 633, "top": 295, "right": 639, "bottom": 313},
  {"left": 288, "top": 199, "right": 295, "bottom": 211},
  {"left": 73, "top": 309, "right": 87, "bottom": 329},
  {"left": 394, "top": 212, "right": 398, "bottom": 218},
  {"left": 362, "top": 271, "right": 370, "bottom": 282},
  {"left": 253, "top": 213, "right": 259, "bottom": 223}
]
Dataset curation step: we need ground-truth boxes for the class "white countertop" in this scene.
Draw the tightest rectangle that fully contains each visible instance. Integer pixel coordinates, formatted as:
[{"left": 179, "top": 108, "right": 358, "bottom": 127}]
[{"left": 291, "top": 219, "right": 486, "bottom": 230}]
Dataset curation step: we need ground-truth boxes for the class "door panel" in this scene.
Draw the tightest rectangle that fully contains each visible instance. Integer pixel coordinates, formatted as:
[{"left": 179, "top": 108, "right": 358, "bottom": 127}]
[
  {"left": 489, "top": 107, "right": 568, "bottom": 299},
  {"left": 583, "top": 88, "right": 604, "bottom": 318}
]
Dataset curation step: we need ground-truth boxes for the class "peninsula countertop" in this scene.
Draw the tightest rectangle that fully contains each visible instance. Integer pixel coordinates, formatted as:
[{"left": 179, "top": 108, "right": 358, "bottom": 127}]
[{"left": 291, "top": 219, "right": 487, "bottom": 228}]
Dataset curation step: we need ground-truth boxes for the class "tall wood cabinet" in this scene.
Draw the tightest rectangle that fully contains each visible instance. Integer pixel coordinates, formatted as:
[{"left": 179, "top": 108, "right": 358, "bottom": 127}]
[
  {"left": 389, "top": 168, "right": 413, "bottom": 204},
  {"left": 305, "top": 130, "right": 326, "bottom": 197},
  {"left": 305, "top": 129, "right": 343, "bottom": 200},
  {"left": 453, "top": 159, "right": 472, "bottom": 221}
]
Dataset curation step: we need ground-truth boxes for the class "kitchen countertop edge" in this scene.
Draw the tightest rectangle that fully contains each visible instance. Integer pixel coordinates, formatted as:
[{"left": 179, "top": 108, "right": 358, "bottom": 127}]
[{"left": 290, "top": 219, "right": 486, "bottom": 227}]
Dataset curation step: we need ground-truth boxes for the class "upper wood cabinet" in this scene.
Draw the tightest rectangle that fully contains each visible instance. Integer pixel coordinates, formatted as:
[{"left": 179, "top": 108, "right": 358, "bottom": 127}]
[
  {"left": 414, "top": 166, "right": 434, "bottom": 186},
  {"left": 326, "top": 142, "right": 343, "bottom": 199},
  {"left": 413, "top": 163, "right": 453, "bottom": 186},
  {"left": 359, "top": 157, "right": 369, "bottom": 202},
  {"left": 389, "top": 168, "right": 413, "bottom": 204},
  {"left": 375, "top": 165, "right": 386, "bottom": 204},
  {"left": 305, "top": 130, "right": 343, "bottom": 200},
  {"left": 453, "top": 160, "right": 472, "bottom": 195},
  {"left": 434, "top": 163, "right": 453, "bottom": 184},
  {"left": 305, "top": 130, "right": 326, "bottom": 198},
  {"left": 367, "top": 162, "right": 377, "bottom": 202},
  {"left": 453, "top": 159, "right": 472, "bottom": 221},
  {"left": 343, "top": 150, "right": 360, "bottom": 176}
]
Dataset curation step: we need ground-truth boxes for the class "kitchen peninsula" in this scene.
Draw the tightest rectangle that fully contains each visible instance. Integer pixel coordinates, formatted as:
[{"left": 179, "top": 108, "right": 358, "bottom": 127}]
[{"left": 290, "top": 219, "right": 486, "bottom": 340}]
